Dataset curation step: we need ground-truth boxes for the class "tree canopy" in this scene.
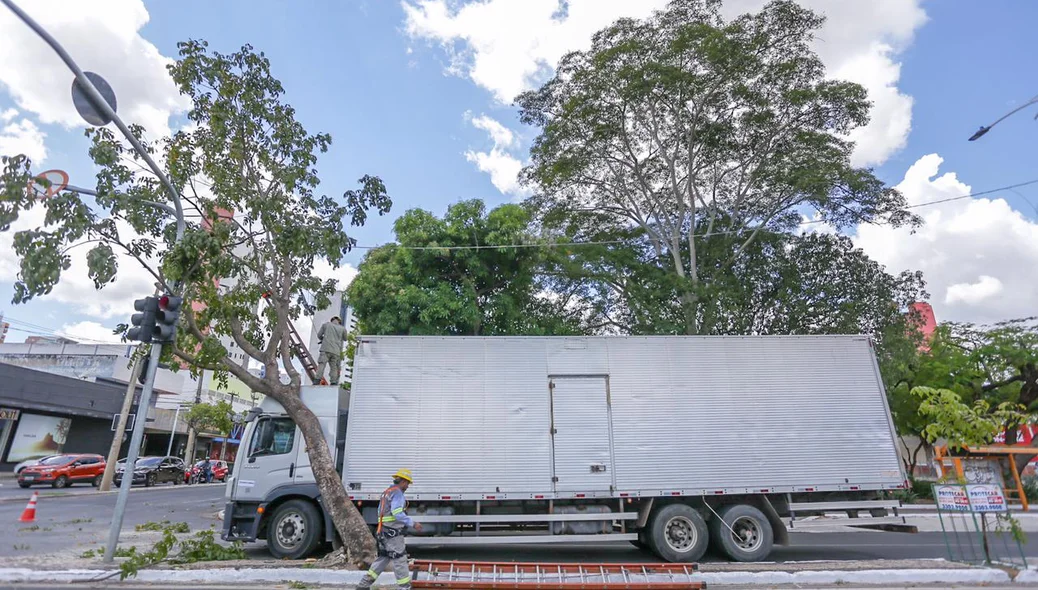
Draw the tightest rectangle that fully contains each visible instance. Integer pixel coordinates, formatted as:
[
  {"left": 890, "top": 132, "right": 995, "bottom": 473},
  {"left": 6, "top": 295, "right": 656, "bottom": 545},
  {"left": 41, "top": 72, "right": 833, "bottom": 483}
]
[
  {"left": 516, "top": 0, "right": 918, "bottom": 335},
  {"left": 348, "top": 199, "right": 584, "bottom": 336}
]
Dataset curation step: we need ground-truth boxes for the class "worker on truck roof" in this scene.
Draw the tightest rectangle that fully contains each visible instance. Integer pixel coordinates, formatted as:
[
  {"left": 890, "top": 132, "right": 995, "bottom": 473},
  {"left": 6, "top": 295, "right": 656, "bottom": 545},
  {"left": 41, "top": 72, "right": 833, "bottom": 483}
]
[
  {"left": 314, "top": 316, "right": 346, "bottom": 385},
  {"left": 358, "top": 469, "right": 423, "bottom": 590}
]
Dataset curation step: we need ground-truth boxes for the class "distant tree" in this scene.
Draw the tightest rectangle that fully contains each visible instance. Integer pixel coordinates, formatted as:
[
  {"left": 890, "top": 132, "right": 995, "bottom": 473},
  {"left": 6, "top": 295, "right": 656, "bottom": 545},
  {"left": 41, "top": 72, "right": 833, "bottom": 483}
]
[
  {"left": 184, "top": 401, "right": 234, "bottom": 443},
  {"left": 348, "top": 199, "right": 585, "bottom": 336},
  {"left": 517, "top": 0, "right": 918, "bottom": 335}
]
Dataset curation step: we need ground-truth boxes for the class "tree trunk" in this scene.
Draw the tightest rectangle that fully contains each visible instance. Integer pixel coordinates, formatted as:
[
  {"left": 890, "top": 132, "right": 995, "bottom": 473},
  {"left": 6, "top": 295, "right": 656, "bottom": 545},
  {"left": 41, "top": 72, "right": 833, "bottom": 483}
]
[
  {"left": 278, "top": 388, "right": 376, "bottom": 567},
  {"left": 680, "top": 291, "right": 698, "bottom": 335}
]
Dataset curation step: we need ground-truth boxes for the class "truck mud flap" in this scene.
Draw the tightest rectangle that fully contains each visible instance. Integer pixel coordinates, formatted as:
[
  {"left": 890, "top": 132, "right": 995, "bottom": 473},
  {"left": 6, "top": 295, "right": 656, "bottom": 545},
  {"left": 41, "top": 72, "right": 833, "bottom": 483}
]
[{"left": 759, "top": 496, "right": 789, "bottom": 546}]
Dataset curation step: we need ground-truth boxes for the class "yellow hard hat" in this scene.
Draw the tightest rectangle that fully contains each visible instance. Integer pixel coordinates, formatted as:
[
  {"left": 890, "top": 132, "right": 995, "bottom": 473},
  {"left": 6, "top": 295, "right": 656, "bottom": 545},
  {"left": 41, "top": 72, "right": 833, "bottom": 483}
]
[{"left": 392, "top": 468, "right": 413, "bottom": 483}]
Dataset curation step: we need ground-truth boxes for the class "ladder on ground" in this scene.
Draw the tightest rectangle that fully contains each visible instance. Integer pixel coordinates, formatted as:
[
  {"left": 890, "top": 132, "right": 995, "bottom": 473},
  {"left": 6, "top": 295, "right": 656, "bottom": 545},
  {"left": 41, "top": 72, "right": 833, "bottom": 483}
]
[
  {"left": 287, "top": 320, "right": 322, "bottom": 384},
  {"left": 410, "top": 560, "right": 706, "bottom": 589}
]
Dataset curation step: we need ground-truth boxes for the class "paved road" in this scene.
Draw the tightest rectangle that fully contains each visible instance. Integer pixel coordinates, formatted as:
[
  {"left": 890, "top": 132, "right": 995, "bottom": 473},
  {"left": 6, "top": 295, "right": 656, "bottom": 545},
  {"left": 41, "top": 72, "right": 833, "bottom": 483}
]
[
  {"left": 1, "top": 483, "right": 225, "bottom": 558},
  {"left": 2, "top": 483, "right": 1035, "bottom": 564}
]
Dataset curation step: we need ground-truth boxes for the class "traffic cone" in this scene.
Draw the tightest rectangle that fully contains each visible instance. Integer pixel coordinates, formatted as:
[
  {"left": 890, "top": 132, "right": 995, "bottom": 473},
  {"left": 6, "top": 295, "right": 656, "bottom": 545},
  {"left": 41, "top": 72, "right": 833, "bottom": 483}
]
[{"left": 19, "top": 491, "right": 38, "bottom": 522}]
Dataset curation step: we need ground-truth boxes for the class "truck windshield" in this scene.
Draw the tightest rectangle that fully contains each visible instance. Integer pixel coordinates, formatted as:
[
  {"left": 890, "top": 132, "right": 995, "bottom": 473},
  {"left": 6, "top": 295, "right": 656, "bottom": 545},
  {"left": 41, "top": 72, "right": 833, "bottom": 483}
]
[{"left": 249, "top": 418, "right": 294, "bottom": 457}]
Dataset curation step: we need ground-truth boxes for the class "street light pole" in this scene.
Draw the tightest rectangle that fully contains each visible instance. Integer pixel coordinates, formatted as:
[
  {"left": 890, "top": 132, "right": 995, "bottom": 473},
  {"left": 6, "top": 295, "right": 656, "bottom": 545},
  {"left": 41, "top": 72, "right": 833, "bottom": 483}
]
[
  {"left": 166, "top": 404, "right": 182, "bottom": 457},
  {"left": 968, "top": 93, "right": 1038, "bottom": 141},
  {"left": 0, "top": 0, "right": 188, "bottom": 564}
]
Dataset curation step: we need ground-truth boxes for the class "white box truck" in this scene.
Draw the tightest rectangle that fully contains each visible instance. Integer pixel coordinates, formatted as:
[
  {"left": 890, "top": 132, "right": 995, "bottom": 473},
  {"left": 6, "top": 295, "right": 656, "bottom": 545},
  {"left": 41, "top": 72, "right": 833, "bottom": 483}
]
[{"left": 222, "top": 335, "right": 909, "bottom": 562}]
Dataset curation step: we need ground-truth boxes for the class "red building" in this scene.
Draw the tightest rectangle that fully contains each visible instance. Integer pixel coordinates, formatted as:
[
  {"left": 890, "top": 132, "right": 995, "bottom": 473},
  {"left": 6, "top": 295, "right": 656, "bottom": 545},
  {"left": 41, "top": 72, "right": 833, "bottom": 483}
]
[{"left": 907, "top": 301, "right": 937, "bottom": 351}]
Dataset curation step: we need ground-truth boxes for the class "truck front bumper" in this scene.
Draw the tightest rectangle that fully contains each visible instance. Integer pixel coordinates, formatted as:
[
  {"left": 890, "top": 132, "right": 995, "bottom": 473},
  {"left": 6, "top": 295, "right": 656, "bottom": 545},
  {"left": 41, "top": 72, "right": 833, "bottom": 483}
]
[{"left": 222, "top": 501, "right": 263, "bottom": 542}]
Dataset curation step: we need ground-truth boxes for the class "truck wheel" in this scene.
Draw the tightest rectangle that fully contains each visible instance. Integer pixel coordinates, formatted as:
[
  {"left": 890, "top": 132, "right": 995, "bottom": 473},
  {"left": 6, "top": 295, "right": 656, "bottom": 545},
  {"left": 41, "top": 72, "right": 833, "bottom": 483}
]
[
  {"left": 709, "top": 504, "right": 773, "bottom": 562},
  {"left": 267, "top": 499, "right": 323, "bottom": 560},
  {"left": 648, "top": 504, "right": 709, "bottom": 563}
]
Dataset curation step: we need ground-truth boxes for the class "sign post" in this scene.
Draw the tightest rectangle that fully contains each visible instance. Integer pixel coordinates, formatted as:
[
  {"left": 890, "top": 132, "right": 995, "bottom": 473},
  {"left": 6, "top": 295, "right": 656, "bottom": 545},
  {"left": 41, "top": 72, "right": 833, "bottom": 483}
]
[{"left": 933, "top": 480, "right": 1024, "bottom": 568}]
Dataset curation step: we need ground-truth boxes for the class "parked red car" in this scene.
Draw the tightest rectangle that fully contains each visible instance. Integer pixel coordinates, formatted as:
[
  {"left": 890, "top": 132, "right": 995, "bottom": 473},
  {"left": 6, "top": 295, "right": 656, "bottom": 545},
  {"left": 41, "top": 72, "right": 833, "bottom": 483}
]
[
  {"left": 185, "top": 459, "right": 229, "bottom": 483},
  {"left": 17, "top": 454, "right": 106, "bottom": 488}
]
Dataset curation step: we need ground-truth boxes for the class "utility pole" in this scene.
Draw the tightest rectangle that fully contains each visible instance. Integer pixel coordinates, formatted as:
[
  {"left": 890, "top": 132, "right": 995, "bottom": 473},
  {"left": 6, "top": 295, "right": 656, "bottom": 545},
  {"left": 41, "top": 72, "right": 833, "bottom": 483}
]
[
  {"left": 218, "top": 391, "right": 237, "bottom": 463},
  {"left": 184, "top": 370, "right": 204, "bottom": 462},
  {"left": 99, "top": 352, "right": 142, "bottom": 492}
]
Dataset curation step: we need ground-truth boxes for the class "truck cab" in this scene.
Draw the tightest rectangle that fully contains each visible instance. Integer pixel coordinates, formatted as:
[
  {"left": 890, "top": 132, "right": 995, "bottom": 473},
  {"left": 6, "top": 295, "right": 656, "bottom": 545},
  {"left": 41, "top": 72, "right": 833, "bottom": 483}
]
[{"left": 223, "top": 386, "right": 348, "bottom": 558}]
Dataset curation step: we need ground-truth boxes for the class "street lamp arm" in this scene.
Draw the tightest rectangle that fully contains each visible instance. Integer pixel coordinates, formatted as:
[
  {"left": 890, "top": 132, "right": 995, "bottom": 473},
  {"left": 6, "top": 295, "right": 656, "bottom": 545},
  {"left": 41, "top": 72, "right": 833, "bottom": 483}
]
[
  {"left": 0, "top": 0, "right": 185, "bottom": 243},
  {"left": 970, "top": 93, "right": 1038, "bottom": 141}
]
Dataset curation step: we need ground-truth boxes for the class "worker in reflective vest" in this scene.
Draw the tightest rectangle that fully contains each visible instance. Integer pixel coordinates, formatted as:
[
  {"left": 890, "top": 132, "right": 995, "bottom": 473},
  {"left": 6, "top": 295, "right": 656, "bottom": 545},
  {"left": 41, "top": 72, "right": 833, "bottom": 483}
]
[{"left": 358, "top": 468, "right": 423, "bottom": 590}]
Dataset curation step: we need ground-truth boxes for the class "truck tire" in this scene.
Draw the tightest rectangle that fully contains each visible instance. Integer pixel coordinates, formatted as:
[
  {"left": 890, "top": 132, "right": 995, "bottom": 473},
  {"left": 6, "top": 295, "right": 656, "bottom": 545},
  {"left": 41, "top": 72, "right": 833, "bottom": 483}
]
[
  {"left": 709, "top": 504, "right": 773, "bottom": 562},
  {"left": 267, "top": 499, "right": 323, "bottom": 560},
  {"left": 648, "top": 504, "right": 709, "bottom": 563}
]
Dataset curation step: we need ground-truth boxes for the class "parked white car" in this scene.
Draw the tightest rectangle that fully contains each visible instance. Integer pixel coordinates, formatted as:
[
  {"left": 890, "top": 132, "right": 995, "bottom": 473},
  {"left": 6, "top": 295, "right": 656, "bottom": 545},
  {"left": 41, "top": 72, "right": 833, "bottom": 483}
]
[{"left": 13, "top": 455, "right": 58, "bottom": 474}]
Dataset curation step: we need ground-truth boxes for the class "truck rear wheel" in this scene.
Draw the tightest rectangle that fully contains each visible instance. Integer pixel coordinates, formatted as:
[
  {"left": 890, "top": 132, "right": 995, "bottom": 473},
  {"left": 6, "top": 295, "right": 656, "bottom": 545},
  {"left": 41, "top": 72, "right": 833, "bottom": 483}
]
[
  {"left": 709, "top": 504, "right": 773, "bottom": 562},
  {"left": 648, "top": 504, "right": 709, "bottom": 563},
  {"left": 267, "top": 499, "right": 323, "bottom": 560}
]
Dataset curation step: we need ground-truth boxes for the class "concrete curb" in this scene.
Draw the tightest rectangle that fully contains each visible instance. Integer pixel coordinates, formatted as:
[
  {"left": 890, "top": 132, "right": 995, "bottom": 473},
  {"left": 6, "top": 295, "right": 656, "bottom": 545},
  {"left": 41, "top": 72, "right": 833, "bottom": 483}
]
[{"left": 0, "top": 566, "right": 1017, "bottom": 587}]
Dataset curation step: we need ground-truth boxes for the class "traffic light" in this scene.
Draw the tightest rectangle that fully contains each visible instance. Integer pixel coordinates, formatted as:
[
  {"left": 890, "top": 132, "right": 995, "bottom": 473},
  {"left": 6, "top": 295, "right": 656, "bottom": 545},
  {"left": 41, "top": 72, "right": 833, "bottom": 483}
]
[
  {"left": 154, "top": 294, "right": 183, "bottom": 342},
  {"left": 127, "top": 296, "right": 158, "bottom": 342}
]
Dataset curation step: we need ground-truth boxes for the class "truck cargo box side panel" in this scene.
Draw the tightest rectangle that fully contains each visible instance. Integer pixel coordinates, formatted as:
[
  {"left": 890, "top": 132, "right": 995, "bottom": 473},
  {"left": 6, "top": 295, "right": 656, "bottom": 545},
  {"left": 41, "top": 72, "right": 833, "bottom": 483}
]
[
  {"left": 606, "top": 336, "right": 903, "bottom": 490},
  {"left": 346, "top": 338, "right": 554, "bottom": 495},
  {"left": 345, "top": 335, "right": 904, "bottom": 498}
]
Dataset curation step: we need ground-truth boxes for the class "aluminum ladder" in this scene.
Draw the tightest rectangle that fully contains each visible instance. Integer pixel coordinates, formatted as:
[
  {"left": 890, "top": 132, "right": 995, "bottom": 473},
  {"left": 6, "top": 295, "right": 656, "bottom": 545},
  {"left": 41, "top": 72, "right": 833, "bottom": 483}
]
[
  {"left": 287, "top": 320, "right": 322, "bottom": 384},
  {"left": 410, "top": 560, "right": 706, "bottom": 589}
]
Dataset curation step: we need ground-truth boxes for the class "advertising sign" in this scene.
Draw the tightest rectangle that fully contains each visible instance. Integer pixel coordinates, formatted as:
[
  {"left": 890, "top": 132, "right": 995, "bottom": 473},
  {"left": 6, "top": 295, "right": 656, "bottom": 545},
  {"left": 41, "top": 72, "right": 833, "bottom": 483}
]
[
  {"left": 6, "top": 413, "right": 72, "bottom": 462},
  {"left": 966, "top": 484, "right": 1008, "bottom": 513},
  {"left": 935, "top": 484, "right": 971, "bottom": 512}
]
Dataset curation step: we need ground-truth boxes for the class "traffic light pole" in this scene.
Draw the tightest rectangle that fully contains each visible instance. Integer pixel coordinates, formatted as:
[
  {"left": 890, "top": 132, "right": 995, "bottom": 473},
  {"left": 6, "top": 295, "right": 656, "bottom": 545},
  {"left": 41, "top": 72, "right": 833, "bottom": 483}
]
[{"left": 103, "top": 342, "right": 162, "bottom": 560}]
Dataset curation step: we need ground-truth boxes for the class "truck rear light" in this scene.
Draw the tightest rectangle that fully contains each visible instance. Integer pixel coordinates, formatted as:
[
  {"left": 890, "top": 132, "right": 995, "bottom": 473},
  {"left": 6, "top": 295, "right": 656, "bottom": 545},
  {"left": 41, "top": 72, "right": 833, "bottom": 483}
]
[
  {"left": 534, "top": 495, "right": 545, "bottom": 499},
  {"left": 619, "top": 493, "right": 629, "bottom": 497},
  {"left": 485, "top": 495, "right": 496, "bottom": 500},
  {"left": 713, "top": 491, "right": 724, "bottom": 495},
  {"left": 850, "top": 486, "right": 860, "bottom": 490},
  {"left": 760, "top": 489, "right": 770, "bottom": 493},
  {"left": 575, "top": 494, "right": 585, "bottom": 498}
]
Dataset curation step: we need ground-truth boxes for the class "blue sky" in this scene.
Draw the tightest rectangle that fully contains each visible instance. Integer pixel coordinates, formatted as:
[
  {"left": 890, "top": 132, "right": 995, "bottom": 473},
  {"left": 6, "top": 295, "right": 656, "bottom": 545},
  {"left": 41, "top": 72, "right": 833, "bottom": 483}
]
[{"left": 0, "top": 0, "right": 1035, "bottom": 344}]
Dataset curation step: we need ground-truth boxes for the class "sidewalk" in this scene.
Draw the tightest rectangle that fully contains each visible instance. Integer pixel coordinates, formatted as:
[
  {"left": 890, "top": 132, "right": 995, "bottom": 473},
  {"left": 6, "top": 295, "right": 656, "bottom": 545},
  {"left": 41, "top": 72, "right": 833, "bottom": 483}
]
[{"left": 0, "top": 559, "right": 1030, "bottom": 588}]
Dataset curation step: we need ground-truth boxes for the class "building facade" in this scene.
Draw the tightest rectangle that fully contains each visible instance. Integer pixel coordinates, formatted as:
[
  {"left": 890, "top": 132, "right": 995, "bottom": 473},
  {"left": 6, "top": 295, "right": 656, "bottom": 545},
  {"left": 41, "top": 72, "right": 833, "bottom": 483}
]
[{"left": 0, "top": 362, "right": 140, "bottom": 471}]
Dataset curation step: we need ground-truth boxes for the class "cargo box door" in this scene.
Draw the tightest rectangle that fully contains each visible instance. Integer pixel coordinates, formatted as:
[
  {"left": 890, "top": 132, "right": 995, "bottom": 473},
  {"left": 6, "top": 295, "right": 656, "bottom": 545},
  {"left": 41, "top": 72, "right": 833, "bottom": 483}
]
[{"left": 549, "top": 376, "right": 614, "bottom": 492}]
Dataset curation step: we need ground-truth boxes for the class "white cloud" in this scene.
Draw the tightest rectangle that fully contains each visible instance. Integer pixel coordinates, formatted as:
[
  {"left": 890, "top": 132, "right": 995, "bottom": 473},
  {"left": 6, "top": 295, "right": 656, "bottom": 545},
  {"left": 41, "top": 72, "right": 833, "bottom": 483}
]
[
  {"left": 469, "top": 113, "right": 517, "bottom": 148},
  {"left": 0, "top": 204, "right": 159, "bottom": 320},
  {"left": 312, "top": 258, "right": 359, "bottom": 292},
  {"left": 945, "top": 276, "right": 1003, "bottom": 306},
  {"left": 60, "top": 320, "right": 123, "bottom": 344},
  {"left": 0, "top": 112, "right": 47, "bottom": 163},
  {"left": 855, "top": 154, "right": 1038, "bottom": 324},
  {"left": 464, "top": 148, "right": 526, "bottom": 196},
  {"left": 405, "top": 0, "right": 926, "bottom": 171},
  {"left": 463, "top": 112, "right": 529, "bottom": 196},
  {"left": 0, "top": 0, "right": 189, "bottom": 141}
]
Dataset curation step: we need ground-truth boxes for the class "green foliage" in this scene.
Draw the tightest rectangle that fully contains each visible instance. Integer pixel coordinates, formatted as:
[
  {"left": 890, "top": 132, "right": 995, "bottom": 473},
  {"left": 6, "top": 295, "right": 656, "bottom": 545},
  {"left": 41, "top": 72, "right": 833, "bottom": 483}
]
[
  {"left": 913, "top": 386, "right": 1028, "bottom": 450},
  {"left": 136, "top": 520, "right": 190, "bottom": 533},
  {"left": 175, "top": 529, "right": 246, "bottom": 563},
  {"left": 1022, "top": 476, "right": 1038, "bottom": 503},
  {"left": 117, "top": 523, "right": 245, "bottom": 580},
  {"left": 517, "top": 0, "right": 918, "bottom": 334},
  {"left": 349, "top": 199, "right": 585, "bottom": 336},
  {"left": 183, "top": 402, "right": 234, "bottom": 437}
]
